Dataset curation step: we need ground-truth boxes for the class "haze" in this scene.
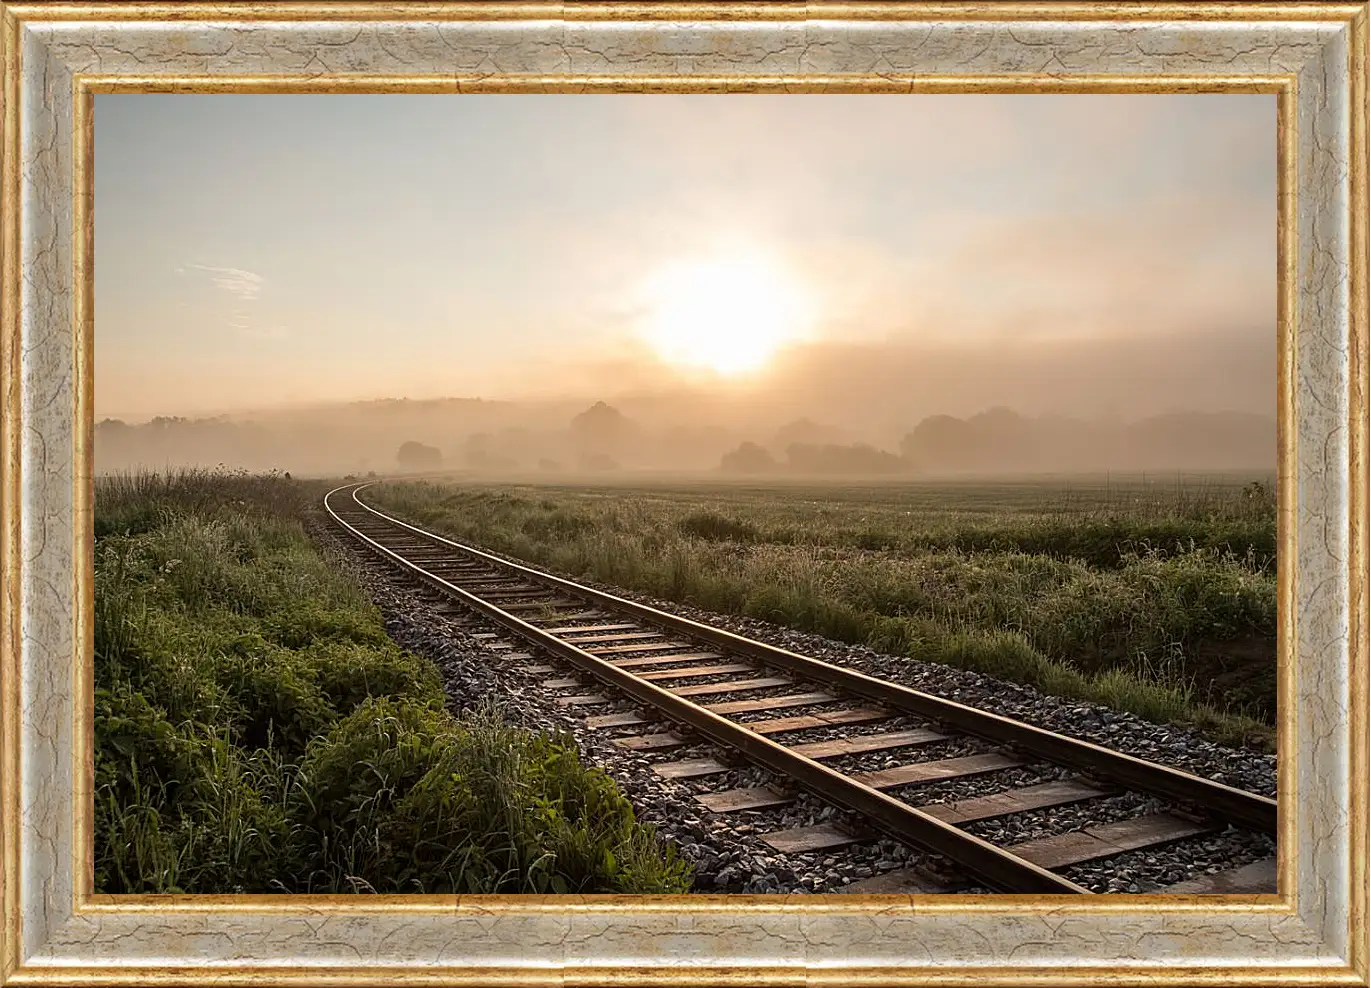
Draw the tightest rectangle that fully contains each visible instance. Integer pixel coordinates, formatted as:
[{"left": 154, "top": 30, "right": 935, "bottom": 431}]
[{"left": 95, "top": 93, "right": 1276, "bottom": 477}]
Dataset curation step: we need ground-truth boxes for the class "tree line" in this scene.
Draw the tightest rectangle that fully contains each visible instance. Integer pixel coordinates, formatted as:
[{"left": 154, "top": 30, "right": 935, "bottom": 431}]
[{"left": 719, "top": 407, "right": 1276, "bottom": 476}]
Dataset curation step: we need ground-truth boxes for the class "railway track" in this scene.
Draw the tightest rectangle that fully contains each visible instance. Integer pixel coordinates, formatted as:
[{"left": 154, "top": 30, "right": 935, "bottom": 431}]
[{"left": 324, "top": 482, "right": 1279, "bottom": 896}]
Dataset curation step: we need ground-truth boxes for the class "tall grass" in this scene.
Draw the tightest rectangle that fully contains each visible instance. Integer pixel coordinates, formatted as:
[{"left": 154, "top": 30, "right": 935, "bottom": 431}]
[
  {"left": 94, "top": 469, "right": 691, "bottom": 894},
  {"left": 370, "top": 478, "right": 1277, "bottom": 750}
]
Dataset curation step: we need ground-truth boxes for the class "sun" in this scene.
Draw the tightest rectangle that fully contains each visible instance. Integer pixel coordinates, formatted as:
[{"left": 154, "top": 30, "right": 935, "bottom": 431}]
[{"left": 641, "top": 251, "right": 811, "bottom": 375}]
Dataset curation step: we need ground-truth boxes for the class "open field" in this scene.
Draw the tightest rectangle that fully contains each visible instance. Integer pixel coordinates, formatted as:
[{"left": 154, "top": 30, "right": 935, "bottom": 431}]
[
  {"left": 93, "top": 470, "right": 690, "bottom": 894},
  {"left": 367, "top": 474, "right": 1278, "bottom": 750}
]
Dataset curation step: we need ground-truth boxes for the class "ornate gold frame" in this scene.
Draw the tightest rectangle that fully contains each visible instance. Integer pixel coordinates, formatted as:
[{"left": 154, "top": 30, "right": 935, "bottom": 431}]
[{"left": 0, "top": 3, "right": 1365, "bottom": 985}]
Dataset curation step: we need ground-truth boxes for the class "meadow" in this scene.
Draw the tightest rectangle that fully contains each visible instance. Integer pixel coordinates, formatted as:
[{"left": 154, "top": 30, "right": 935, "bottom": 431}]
[
  {"left": 368, "top": 474, "right": 1278, "bottom": 750},
  {"left": 93, "top": 470, "right": 690, "bottom": 894}
]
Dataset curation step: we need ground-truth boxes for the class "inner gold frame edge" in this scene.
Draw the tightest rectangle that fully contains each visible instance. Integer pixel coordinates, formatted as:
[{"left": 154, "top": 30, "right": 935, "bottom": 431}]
[
  {"left": 1344, "top": 6, "right": 1370, "bottom": 985},
  {"left": 67, "top": 70, "right": 1296, "bottom": 918}
]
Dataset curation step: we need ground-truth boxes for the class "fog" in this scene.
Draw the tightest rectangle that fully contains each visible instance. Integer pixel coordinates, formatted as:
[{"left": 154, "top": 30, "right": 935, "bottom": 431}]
[
  {"left": 94, "top": 93, "right": 1275, "bottom": 478},
  {"left": 96, "top": 326, "right": 1276, "bottom": 478}
]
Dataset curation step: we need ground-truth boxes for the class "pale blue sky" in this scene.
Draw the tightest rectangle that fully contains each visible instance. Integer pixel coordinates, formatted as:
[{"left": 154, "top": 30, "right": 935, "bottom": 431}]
[{"left": 95, "top": 94, "right": 1274, "bottom": 419}]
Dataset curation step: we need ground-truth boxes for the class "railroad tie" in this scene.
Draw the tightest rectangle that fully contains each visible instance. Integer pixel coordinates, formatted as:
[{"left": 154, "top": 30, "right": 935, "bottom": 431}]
[
  {"left": 739, "top": 707, "right": 888, "bottom": 733},
  {"left": 560, "top": 631, "right": 666, "bottom": 646},
  {"left": 539, "top": 622, "right": 640, "bottom": 635},
  {"left": 543, "top": 677, "right": 583, "bottom": 689},
  {"left": 654, "top": 756, "right": 737, "bottom": 780},
  {"left": 668, "top": 676, "right": 792, "bottom": 699},
  {"left": 614, "top": 732, "right": 689, "bottom": 751},
  {"left": 613, "top": 651, "right": 726, "bottom": 669},
  {"left": 789, "top": 728, "right": 948, "bottom": 760},
  {"left": 586, "top": 641, "right": 697, "bottom": 656},
  {"left": 637, "top": 662, "right": 756, "bottom": 683},
  {"left": 585, "top": 711, "right": 651, "bottom": 729},
  {"left": 705, "top": 692, "right": 838, "bottom": 716},
  {"left": 555, "top": 693, "right": 611, "bottom": 707},
  {"left": 653, "top": 728, "right": 947, "bottom": 781},
  {"left": 696, "top": 752, "right": 1024, "bottom": 813},
  {"left": 538, "top": 611, "right": 606, "bottom": 623},
  {"left": 760, "top": 780, "right": 1108, "bottom": 853},
  {"left": 1006, "top": 813, "right": 1217, "bottom": 870},
  {"left": 499, "top": 599, "right": 581, "bottom": 612}
]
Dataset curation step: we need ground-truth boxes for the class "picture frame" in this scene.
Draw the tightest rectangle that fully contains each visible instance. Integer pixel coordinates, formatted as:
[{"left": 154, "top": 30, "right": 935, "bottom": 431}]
[{"left": 1, "top": 2, "right": 1366, "bottom": 985}]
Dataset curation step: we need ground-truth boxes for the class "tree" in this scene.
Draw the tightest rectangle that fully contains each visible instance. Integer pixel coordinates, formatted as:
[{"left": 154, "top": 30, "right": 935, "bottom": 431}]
[
  {"left": 570, "top": 402, "right": 634, "bottom": 452},
  {"left": 719, "top": 442, "right": 776, "bottom": 474},
  {"left": 396, "top": 441, "right": 442, "bottom": 471},
  {"left": 900, "top": 415, "right": 972, "bottom": 470}
]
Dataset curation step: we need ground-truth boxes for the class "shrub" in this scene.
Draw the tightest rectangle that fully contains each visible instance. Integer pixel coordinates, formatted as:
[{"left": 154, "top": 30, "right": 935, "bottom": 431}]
[
  {"left": 307, "top": 641, "right": 446, "bottom": 715},
  {"left": 214, "top": 643, "right": 336, "bottom": 755},
  {"left": 94, "top": 684, "right": 202, "bottom": 808},
  {"left": 293, "top": 699, "right": 692, "bottom": 894},
  {"left": 676, "top": 511, "right": 761, "bottom": 543}
]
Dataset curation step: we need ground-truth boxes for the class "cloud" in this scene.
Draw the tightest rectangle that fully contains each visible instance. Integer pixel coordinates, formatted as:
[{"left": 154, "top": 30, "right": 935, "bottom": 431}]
[{"left": 183, "top": 263, "right": 265, "bottom": 300}]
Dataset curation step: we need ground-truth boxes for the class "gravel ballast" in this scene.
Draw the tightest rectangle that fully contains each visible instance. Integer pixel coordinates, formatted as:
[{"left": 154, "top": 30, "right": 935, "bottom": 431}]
[{"left": 310, "top": 515, "right": 1278, "bottom": 895}]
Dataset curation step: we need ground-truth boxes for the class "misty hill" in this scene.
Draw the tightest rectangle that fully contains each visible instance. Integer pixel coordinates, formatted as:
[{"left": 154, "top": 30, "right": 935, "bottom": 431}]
[
  {"left": 897, "top": 408, "right": 1274, "bottom": 474},
  {"left": 95, "top": 399, "right": 731, "bottom": 476},
  {"left": 719, "top": 408, "right": 1273, "bottom": 477},
  {"left": 97, "top": 396, "right": 1275, "bottom": 479}
]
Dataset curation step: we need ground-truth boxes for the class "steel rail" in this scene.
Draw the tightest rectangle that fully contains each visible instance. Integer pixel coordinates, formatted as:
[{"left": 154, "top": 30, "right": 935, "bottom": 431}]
[
  {"left": 324, "top": 484, "right": 1090, "bottom": 895},
  {"left": 340, "top": 483, "right": 1278, "bottom": 836}
]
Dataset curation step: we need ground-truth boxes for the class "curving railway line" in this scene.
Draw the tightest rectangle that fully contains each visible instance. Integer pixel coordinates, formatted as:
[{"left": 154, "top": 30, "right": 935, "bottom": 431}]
[{"left": 324, "top": 482, "right": 1278, "bottom": 896}]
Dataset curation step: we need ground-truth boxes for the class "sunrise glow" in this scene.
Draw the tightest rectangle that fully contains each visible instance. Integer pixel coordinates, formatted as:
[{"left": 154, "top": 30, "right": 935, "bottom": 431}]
[{"left": 640, "top": 251, "right": 811, "bottom": 375}]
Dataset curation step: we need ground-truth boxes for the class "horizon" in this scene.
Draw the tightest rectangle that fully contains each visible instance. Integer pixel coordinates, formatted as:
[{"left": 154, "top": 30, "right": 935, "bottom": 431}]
[{"left": 97, "top": 394, "right": 1279, "bottom": 431}]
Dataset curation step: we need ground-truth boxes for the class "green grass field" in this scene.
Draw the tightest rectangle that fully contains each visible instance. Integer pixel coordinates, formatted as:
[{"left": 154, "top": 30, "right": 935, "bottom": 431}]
[
  {"left": 368, "top": 474, "right": 1278, "bottom": 751},
  {"left": 94, "top": 470, "right": 690, "bottom": 894}
]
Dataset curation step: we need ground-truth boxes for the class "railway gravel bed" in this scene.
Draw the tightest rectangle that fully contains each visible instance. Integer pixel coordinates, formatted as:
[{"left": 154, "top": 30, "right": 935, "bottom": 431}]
[
  {"left": 446, "top": 539, "right": 1277, "bottom": 796},
  {"left": 312, "top": 520, "right": 920, "bottom": 892},
  {"left": 308, "top": 502, "right": 1277, "bottom": 895}
]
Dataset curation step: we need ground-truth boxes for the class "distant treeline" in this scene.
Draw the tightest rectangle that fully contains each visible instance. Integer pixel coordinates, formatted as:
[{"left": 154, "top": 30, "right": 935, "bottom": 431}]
[
  {"left": 719, "top": 408, "right": 1275, "bottom": 476},
  {"left": 95, "top": 401, "right": 1275, "bottom": 478}
]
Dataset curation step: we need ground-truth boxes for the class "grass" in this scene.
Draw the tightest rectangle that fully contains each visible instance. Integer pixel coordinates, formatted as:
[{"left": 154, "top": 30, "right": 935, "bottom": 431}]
[
  {"left": 367, "top": 475, "right": 1278, "bottom": 751},
  {"left": 94, "top": 468, "right": 691, "bottom": 894}
]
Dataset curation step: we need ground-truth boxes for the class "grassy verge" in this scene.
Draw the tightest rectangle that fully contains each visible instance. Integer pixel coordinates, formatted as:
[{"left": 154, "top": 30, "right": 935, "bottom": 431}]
[
  {"left": 368, "top": 479, "right": 1277, "bottom": 751},
  {"left": 95, "top": 469, "right": 691, "bottom": 894}
]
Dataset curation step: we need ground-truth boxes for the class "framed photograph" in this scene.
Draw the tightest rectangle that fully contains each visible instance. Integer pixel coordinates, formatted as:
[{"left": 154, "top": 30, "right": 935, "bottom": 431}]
[{"left": 1, "top": 1, "right": 1366, "bottom": 985}]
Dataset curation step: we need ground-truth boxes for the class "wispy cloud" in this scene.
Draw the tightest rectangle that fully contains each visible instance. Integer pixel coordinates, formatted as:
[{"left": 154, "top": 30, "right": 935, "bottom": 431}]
[
  {"left": 223, "top": 308, "right": 286, "bottom": 340},
  {"left": 182, "top": 263, "right": 265, "bottom": 300}
]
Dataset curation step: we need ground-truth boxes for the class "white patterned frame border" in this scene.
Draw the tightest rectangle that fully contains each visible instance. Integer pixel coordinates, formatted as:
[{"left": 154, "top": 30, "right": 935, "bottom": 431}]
[{"left": 0, "top": 4, "right": 1365, "bottom": 986}]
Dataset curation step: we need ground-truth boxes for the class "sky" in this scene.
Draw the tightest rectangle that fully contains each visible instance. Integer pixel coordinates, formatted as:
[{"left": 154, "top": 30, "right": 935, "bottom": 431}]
[{"left": 94, "top": 93, "right": 1276, "bottom": 421}]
